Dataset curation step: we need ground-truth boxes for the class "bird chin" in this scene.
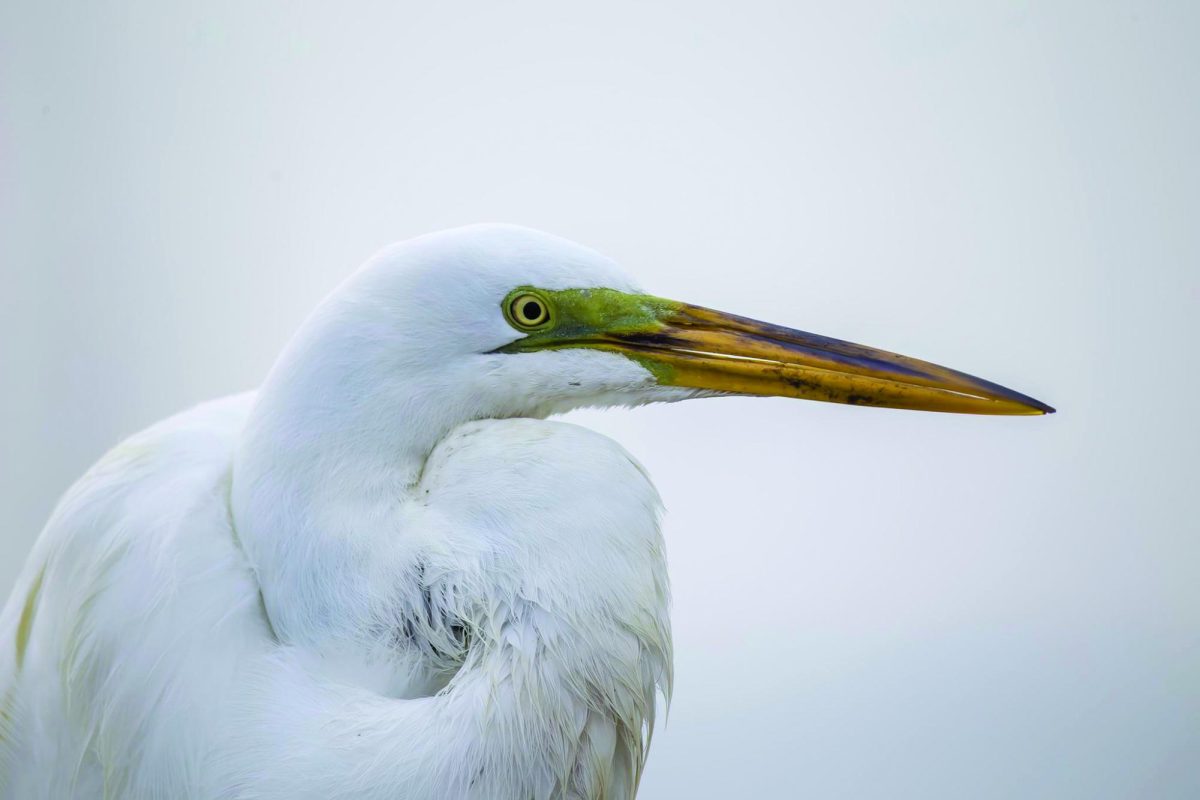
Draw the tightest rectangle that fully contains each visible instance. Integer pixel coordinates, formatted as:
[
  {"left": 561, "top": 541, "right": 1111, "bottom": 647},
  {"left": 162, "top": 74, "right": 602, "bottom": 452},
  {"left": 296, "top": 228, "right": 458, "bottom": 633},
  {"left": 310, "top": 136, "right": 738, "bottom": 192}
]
[{"left": 581, "top": 385, "right": 717, "bottom": 412}]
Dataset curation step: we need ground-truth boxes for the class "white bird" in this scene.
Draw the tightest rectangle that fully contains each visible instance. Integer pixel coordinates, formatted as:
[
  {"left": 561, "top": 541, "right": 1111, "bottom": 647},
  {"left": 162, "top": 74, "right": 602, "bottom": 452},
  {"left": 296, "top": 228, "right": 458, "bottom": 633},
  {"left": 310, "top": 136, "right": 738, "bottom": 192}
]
[{"left": 0, "top": 225, "right": 1052, "bottom": 799}]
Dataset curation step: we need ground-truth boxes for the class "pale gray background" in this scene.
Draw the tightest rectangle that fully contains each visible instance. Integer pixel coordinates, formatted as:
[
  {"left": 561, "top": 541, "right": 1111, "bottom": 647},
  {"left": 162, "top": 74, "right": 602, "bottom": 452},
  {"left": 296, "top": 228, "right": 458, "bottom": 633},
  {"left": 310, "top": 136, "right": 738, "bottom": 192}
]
[{"left": 2, "top": 1, "right": 1197, "bottom": 797}]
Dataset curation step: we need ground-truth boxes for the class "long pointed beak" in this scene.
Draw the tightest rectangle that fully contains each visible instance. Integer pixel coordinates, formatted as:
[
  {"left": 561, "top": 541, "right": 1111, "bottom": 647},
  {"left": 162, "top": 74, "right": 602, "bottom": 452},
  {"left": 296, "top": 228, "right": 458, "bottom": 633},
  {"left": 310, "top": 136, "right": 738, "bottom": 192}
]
[{"left": 609, "top": 303, "right": 1055, "bottom": 415}]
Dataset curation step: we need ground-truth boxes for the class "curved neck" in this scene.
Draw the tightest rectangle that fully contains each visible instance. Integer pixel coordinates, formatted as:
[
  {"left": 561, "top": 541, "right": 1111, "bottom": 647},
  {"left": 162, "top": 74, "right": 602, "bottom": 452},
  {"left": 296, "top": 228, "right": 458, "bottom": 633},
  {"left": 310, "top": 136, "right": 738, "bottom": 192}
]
[
  {"left": 224, "top": 278, "right": 668, "bottom": 795},
  {"left": 229, "top": 295, "right": 479, "bottom": 682},
  {"left": 225, "top": 620, "right": 655, "bottom": 800}
]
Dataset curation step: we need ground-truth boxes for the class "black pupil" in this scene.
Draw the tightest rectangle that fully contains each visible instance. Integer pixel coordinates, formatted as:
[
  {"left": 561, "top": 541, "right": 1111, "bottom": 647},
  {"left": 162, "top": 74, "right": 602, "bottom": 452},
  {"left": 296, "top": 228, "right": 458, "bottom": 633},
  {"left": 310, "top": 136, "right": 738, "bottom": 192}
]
[{"left": 521, "top": 299, "right": 543, "bottom": 322}]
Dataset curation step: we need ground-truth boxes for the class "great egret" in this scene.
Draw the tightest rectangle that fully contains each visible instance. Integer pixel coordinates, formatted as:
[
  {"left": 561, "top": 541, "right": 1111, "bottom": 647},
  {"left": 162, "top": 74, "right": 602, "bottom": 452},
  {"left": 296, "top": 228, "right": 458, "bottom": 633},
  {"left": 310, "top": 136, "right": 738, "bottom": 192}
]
[{"left": 0, "top": 225, "right": 1051, "bottom": 799}]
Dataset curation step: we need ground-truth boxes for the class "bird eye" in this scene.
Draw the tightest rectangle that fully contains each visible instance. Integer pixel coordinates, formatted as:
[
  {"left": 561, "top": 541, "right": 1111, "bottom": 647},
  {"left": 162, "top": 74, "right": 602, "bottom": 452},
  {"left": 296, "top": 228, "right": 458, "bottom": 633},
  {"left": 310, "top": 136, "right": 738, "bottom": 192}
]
[{"left": 507, "top": 292, "right": 551, "bottom": 329}]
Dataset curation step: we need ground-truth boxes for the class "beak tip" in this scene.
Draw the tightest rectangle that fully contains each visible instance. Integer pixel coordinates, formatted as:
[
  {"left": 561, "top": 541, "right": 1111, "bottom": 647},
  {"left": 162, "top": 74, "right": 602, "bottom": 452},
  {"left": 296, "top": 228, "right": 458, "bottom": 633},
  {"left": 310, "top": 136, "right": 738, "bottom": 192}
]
[{"left": 995, "top": 387, "right": 1054, "bottom": 416}]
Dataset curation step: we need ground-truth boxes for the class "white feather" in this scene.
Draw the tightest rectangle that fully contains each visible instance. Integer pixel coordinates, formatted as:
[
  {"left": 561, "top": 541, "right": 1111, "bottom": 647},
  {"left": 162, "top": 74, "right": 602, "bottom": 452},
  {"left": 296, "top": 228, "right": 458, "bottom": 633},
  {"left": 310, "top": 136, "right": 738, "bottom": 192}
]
[{"left": 1, "top": 225, "right": 677, "bottom": 799}]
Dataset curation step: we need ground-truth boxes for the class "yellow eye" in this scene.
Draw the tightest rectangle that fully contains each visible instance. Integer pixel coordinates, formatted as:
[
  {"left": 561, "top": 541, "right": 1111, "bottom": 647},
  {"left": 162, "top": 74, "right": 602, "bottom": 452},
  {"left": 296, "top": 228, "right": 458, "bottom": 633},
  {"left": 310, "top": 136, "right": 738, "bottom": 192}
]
[{"left": 508, "top": 292, "right": 551, "bottom": 329}]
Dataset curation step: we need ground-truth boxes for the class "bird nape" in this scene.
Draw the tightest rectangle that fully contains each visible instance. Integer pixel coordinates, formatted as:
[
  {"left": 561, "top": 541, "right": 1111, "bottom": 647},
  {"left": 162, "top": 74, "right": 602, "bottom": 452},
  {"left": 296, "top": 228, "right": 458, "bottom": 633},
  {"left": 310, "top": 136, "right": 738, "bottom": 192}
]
[{"left": 0, "top": 224, "right": 1052, "bottom": 800}]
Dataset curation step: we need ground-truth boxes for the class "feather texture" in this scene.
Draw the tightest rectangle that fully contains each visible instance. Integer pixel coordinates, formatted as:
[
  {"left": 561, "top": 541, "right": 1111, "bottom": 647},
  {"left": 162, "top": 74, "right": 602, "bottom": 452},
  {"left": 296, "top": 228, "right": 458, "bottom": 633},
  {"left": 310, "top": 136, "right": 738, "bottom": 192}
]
[{"left": 1, "top": 226, "right": 677, "bottom": 798}]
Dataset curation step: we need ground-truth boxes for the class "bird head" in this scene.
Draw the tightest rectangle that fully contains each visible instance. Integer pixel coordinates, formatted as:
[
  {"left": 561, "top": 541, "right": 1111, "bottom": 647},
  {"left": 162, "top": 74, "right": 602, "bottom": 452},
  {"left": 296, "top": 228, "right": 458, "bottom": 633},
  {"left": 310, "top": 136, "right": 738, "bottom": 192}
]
[{"left": 324, "top": 224, "right": 1053, "bottom": 422}]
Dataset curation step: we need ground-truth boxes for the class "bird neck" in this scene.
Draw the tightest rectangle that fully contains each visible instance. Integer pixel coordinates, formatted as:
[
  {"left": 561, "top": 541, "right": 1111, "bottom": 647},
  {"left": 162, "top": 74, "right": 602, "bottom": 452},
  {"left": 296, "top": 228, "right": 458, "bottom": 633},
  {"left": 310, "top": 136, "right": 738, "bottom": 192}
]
[
  {"left": 420, "top": 630, "right": 652, "bottom": 798},
  {"left": 225, "top": 285, "right": 669, "bottom": 795},
  {"left": 234, "top": 602, "right": 659, "bottom": 800},
  {"left": 230, "top": 297, "right": 484, "bottom": 681}
]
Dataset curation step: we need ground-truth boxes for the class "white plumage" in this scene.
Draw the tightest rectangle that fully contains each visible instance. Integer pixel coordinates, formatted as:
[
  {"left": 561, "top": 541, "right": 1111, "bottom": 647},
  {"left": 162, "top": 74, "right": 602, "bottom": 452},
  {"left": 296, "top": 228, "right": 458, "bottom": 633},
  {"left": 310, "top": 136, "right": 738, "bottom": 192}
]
[
  {"left": 1, "top": 226, "right": 677, "bottom": 799},
  {"left": 0, "top": 224, "right": 1050, "bottom": 799}
]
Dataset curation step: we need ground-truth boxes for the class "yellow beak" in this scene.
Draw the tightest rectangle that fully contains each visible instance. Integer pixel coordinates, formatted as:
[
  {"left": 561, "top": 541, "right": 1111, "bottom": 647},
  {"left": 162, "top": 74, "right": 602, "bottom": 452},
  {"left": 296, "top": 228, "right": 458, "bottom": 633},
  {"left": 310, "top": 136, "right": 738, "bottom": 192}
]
[{"left": 605, "top": 303, "right": 1055, "bottom": 415}]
